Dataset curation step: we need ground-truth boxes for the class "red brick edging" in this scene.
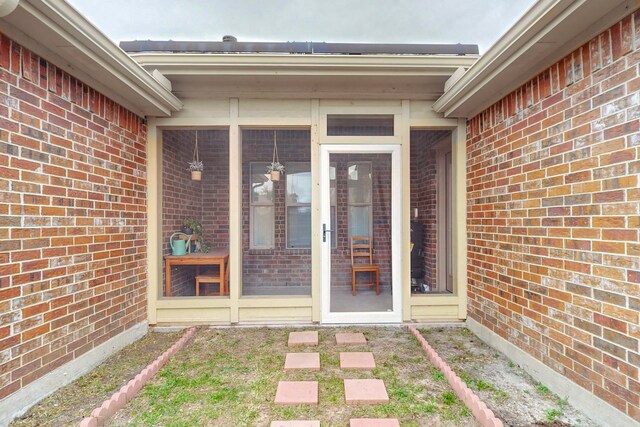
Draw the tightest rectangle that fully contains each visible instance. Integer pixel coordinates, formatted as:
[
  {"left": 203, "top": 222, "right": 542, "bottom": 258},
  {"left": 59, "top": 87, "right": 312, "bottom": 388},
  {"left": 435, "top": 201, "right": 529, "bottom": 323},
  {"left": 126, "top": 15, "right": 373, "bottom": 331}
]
[
  {"left": 79, "top": 327, "right": 197, "bottom": 427},
  {"left": 408, "top": 326, "right": 503, "bottom": 427}
]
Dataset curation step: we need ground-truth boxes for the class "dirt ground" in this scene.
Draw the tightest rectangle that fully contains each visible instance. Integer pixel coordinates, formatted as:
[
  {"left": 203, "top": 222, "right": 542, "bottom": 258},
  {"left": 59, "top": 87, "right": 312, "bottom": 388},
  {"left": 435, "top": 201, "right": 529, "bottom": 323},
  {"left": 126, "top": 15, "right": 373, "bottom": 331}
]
[
  {"left": 11, "top": 330, "right": 182, "bottom": 427},
  {"left": 420, "top": 326, "right": 600, "bottom": 427},
  {"left": 11, "top": 325, "right": 601, "bottom": 426}
]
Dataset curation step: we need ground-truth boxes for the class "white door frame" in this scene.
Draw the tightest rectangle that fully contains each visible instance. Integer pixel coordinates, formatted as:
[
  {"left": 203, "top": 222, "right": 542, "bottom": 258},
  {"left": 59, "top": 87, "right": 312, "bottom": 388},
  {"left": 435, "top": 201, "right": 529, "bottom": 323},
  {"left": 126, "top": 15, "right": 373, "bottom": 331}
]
[{"left": 319, "top": 144, "right": 402, "bottom": 323}]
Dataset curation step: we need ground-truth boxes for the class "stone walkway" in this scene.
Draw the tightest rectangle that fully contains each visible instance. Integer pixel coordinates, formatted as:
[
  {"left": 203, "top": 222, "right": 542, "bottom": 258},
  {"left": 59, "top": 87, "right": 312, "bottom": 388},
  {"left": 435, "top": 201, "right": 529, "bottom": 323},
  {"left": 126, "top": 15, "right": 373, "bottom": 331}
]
[{"left": 272, "top": 330, "right": 400, "bottom": 427}]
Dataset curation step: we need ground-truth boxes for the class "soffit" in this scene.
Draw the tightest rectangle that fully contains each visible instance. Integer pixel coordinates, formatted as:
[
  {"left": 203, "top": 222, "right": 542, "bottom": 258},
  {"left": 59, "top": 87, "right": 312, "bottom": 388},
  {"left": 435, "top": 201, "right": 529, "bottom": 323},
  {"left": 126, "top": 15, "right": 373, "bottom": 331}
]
[
  {"left": 129, "top": 54, "right": 478, "bottom": 100},
  {"left": 434, "top": 0, "right": 637, "bottom": 118},
  {"left": 0, "top": 0, "right": 182, "bottom": 117}
]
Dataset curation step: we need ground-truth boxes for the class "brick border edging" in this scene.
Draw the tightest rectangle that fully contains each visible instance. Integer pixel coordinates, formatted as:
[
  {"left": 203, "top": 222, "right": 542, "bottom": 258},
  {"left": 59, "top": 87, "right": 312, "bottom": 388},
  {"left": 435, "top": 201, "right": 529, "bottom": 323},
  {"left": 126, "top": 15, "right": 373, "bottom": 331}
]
[
  {"left": 79, "top": 327, "right": 197, "bottom": 427},
  {"left": 408, "top": 326, "right": 503, "bottom": 427}
]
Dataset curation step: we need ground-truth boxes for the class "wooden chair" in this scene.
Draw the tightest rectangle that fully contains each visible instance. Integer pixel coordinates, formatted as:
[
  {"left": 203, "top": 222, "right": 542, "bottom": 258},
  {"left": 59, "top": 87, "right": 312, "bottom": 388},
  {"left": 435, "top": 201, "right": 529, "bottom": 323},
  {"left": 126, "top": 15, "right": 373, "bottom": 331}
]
[
  {"left": 351, "top": 236, "right": 380, "bottom": 296},
  {"left": 195, "top": 261, "right": 229, "bottom": 296}
]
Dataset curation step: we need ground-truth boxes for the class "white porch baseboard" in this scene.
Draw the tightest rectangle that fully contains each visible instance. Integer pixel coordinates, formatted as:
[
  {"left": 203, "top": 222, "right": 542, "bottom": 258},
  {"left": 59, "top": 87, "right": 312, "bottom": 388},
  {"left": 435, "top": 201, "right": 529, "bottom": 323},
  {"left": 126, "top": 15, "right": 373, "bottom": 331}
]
[
  {"left": 467, "top": 317, "right": 637, "bottom": 427},
  {"left": 0, "top": 321, "right": 148, "bottom": 427}
]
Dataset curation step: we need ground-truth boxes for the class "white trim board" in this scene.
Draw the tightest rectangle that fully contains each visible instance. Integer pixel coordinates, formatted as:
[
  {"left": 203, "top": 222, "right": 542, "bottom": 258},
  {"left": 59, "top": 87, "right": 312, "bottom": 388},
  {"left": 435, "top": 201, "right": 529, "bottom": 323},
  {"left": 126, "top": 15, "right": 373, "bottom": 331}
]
[
  {"left": 467, "top": 317, "right": 638, "bottom": 427},
  {"left": 0, "top": 321, "right": 148, "bottom": 426}
]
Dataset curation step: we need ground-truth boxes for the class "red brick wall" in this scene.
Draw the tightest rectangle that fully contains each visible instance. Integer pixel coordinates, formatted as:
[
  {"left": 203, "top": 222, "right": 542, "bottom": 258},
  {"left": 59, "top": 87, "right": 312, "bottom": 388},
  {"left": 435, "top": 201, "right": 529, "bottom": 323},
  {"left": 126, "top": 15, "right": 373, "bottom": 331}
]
[
  {"left": 0, "top": 34, "right": 147, "bottom": 400},
  {"left": 161, "top": 129, "right": 229, "bottom": 296},
  {"left": 241, "top": 130, "right": 312, "bottom": 292},
  {"left": 467, "top": 11, "right": 640, "bottom": 421},
  {"left": 240, "top": 131, "right": 394, "bottom": 293},
  {"left": 410, "top": 130, "right": 441, "bottom": 289},
  {"left": 330, "top": 153, "right": 393, "bottom": 288}
]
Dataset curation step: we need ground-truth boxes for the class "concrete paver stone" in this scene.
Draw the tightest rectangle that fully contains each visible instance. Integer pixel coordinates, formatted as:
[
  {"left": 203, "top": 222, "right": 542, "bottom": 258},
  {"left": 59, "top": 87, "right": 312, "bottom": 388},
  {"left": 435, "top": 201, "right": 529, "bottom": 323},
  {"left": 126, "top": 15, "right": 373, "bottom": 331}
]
[
  {"left": 284, "top": 353, "right": 320, "bottom": 371},
  {"left": 340, "top": 352, "right": 376, "bottom": 369},
  {"left": 336, "top": 332, "right": 367, "bottom": 345},
  {"left": 344, "top": 379, "right": 389, "bottom": 404},
  {"left": 288, "top": 331, "right": 319, "bottom": 346},
  {"left": 275, "top": 381, "right": 319, "bottom": 405}
]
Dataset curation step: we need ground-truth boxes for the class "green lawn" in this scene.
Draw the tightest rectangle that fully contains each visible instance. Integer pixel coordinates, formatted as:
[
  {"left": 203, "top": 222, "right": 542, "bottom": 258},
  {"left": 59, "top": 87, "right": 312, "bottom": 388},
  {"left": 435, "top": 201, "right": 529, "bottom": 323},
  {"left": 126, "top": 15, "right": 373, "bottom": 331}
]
[{"left": 109, "top": 327, "right": 476, "bottom": 426}]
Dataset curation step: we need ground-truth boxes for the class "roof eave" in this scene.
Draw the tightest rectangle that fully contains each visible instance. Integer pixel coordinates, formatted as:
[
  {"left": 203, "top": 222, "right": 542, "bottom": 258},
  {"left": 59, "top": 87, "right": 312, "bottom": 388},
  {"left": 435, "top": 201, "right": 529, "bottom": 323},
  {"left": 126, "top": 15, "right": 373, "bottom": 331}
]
[
  {"left": 0, "top": 0, "right": 182, "bottom": 117},
  {"left": 433, "top": 0, "right": 636, "bottom": 118},
  {"left": 128, "top": 53, "right": 479, "bottom": 77},
  {"left": 120, "top": 40, "right": 480, "bottom": 56}
]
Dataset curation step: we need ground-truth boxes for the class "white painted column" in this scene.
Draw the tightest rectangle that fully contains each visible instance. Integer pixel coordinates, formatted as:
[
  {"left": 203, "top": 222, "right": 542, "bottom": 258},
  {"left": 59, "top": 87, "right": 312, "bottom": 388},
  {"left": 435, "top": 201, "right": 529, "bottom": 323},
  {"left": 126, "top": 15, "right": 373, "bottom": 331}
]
[
  {"left": 453, "top": 118, "right": 468, "bottom": 319},
  {"left": 146, "top": 118, "right": 160, "bottom": 325},
  {"left": 229, "top": 99, "right": 241, "bottom": 323},
  {"left": 311, "top": 99, "right": 321, "bottom": 322},
  {"left": 401, "top": 100, "right": 411, "bottom": 322}
]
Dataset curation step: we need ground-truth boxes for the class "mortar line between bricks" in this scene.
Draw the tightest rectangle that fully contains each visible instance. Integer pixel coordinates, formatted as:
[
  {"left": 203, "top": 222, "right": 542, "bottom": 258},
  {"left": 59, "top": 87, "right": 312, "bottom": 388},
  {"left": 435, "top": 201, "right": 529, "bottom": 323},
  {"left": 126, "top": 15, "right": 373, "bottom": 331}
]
[
  {"left": 79, "top": 327, "right": 197, "bottom": 427},
  {"left": 407, "top": 326, "right": 504, "bottom": 427}
]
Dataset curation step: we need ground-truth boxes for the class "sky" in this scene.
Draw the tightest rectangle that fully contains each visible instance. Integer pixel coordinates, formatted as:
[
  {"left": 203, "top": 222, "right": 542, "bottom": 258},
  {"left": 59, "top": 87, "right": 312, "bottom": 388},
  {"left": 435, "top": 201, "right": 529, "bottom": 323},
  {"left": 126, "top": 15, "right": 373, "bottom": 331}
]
[{"left": 67, "top": 0, "right": 535, "bottom": 54}]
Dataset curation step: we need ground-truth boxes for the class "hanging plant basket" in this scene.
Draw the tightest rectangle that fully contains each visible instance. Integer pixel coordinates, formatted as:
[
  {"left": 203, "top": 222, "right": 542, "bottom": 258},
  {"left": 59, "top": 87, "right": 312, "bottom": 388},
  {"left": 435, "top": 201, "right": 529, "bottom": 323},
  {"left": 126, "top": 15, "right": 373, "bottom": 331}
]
[
  {"left": 266, "top": 130, "right": 285, "bottom": 182},
  {"left": 188, "top": 130, "right": 203, "bottom": 181}
]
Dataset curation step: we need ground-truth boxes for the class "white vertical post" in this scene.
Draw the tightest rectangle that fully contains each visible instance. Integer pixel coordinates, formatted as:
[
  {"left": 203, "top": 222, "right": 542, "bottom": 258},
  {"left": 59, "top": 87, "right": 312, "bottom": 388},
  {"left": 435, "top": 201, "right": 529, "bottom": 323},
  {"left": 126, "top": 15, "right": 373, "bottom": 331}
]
[
  {"left": 311, "top": 99, "right": 321, "bottom": 322},
  {"left": 400, "top": 100, "right": 411, "bottom": 321},
  {"left": 452, "top": 118, "right": 468, "bottom": 319},
  {"left": 229, "top": 99, "right": 241, "bottom": 323},
  {"left": 146, "top": 118, "right": 160, "bottom": 325}
]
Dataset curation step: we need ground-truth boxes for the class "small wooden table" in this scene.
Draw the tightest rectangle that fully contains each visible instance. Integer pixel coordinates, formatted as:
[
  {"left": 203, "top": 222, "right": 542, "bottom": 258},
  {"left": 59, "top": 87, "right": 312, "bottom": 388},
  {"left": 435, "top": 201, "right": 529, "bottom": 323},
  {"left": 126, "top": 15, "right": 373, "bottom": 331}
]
[{"left": 164, "top": 249, "right": 229, "bottom": 297}]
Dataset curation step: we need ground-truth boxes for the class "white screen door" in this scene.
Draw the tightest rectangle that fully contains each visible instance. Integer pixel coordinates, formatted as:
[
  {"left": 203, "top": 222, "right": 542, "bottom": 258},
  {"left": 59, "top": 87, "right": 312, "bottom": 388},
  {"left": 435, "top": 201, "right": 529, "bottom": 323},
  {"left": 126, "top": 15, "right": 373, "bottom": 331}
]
[{"left": 320, "top": 144, "right": 402, "bottom": 323}]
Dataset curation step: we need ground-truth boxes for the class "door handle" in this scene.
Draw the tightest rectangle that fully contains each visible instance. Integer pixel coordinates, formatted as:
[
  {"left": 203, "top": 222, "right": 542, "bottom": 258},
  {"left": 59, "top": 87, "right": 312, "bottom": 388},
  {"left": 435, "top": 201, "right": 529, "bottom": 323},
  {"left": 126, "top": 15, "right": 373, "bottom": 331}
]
[{"left": 322, "top": 223, "right": 332, "bottom": 242}]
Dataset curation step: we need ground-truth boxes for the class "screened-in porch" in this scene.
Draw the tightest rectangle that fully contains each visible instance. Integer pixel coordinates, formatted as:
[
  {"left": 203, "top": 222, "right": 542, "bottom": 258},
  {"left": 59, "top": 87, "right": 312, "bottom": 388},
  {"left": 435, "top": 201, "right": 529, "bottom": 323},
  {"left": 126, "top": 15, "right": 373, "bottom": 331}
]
[
  {"left": 159, "top": 126, "right": 454, "bottom": 304},
  {"left": 149, "top": 100, "right": 466, "bottom": 324}
]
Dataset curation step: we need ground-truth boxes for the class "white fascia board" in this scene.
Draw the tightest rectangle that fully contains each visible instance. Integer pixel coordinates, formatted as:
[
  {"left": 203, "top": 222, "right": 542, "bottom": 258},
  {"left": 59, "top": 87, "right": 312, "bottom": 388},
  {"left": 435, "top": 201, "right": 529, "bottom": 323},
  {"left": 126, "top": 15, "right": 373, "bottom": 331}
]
[
  {"left": 129, "top": 53, "right": 479, "bottom": 77},
  {"left": 0, "top": 0, "right": 182, "bottom": 117},
  {"left": 434, "top": 0, "right": 634, "bottom": 118}
]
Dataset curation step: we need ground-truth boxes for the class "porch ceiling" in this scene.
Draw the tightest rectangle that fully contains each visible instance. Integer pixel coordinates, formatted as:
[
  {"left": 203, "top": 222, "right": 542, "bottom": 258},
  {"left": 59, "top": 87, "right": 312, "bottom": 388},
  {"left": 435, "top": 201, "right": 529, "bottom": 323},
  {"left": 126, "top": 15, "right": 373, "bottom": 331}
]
[{"left": 128, "top": 54, "right": 478, "bottom": 100}]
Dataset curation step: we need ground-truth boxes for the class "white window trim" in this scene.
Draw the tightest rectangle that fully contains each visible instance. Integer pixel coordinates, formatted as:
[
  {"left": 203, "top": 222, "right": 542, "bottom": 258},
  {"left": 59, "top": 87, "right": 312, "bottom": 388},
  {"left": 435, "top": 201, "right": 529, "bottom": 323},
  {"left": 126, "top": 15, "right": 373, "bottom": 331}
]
[
  {"left": 249, "top": 162, "right": 274, "bottom": 249},
  {"left": 285, "top": 162, "right": 312, "bottom": 249},
  {"left": 347, "top": 161, "right": 373, "bottom": 241}
]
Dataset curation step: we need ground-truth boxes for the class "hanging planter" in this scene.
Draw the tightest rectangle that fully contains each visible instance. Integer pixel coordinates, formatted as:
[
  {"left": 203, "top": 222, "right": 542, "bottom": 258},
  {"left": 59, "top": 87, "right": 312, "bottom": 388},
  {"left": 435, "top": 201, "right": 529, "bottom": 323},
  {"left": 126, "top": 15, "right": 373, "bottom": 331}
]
[
  {"left": 266, "top": 130, "right": 285, "bottom": 181},
  {"left": 188, "top": 130, "right": 203, "bottom": 181}
]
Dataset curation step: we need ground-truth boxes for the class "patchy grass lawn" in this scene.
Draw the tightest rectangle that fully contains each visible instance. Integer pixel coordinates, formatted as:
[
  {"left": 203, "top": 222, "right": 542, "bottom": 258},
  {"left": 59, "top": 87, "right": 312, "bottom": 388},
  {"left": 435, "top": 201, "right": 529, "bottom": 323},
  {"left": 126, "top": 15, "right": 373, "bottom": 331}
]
[
  {"left": 11, "top": 330, "right": 183, "bottom": 427},
  {"left": 108, "top": 326, "right": 478, "bottom": 426},
  {"left": 419, "top": 327, "right": 599, "bottom": 427},
  {"left": 11, "top": 325, "right": 599, "bottom": 426}
]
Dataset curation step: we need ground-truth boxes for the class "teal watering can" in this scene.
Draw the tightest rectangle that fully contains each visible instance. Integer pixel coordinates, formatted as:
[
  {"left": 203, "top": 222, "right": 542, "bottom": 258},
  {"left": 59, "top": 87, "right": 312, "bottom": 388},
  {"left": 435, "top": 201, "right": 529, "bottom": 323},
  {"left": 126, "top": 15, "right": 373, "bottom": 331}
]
[{"left": 170, "top": 232, "right": 191, "bottom": 256}]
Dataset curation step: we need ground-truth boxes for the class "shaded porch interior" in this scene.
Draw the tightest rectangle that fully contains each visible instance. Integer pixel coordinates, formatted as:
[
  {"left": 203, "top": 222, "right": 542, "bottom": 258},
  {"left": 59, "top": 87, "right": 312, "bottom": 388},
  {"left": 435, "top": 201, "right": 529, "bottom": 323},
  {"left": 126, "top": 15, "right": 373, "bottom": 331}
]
[
  {"left": 161, "top": 129, "right": 230, "bottom": 297},
  {"left": 159, "top": 127, "right": 452, "bottom": 303},
  {"left": 410, "top": 129, "right": 453, "bottom": 294}
]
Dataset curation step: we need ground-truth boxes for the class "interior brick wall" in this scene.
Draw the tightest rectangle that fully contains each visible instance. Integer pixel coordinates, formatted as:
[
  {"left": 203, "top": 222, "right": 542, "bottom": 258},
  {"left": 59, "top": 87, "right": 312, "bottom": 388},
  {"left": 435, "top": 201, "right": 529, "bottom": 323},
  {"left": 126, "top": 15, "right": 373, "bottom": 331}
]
[
  {"left": 466, "top": 10, "right": 640, "bottom": 421},
  {"left": 240, "top": 130, "right": 394, "bottom": 293},
  {"left": 241, "top": 130, "right": 312, "bottom": 292},
  {"left": 161, "top": 129, "right": 229, "bottom": 296},
  {"left": 0, "top": 34, "right": 147, "bottom": 400},
  {"left": 410, "top": 130, "right": 442, "bottom": 289},
  {"left": 330, "top": 153, "right": 393, "bottom": 289}
]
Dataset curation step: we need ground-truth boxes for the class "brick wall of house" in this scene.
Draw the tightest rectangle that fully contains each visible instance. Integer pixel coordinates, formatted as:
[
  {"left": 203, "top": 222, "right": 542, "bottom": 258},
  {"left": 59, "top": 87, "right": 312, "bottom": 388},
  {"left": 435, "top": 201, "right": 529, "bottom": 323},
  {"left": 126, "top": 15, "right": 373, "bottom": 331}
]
[
  {"left": 331, "top": 153, "right": 393, "bottom": 289},
  {"left": 466, "top": 11, "right": 640, "bottom": 421},
  {"left": 0, "top": 34, "right": 148, "bottom": 400},
  {"left": 410, "top": 130, "right": 441, "bottom": 289},
  {"left": 161, "top": 129, "right": 229, "bottom": 296},
  {"left": 241, "top": 130, "right": 312, "bottom": 293},
  {"left": 240, "top": 130, "right": 394, "bottom": 293}
]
